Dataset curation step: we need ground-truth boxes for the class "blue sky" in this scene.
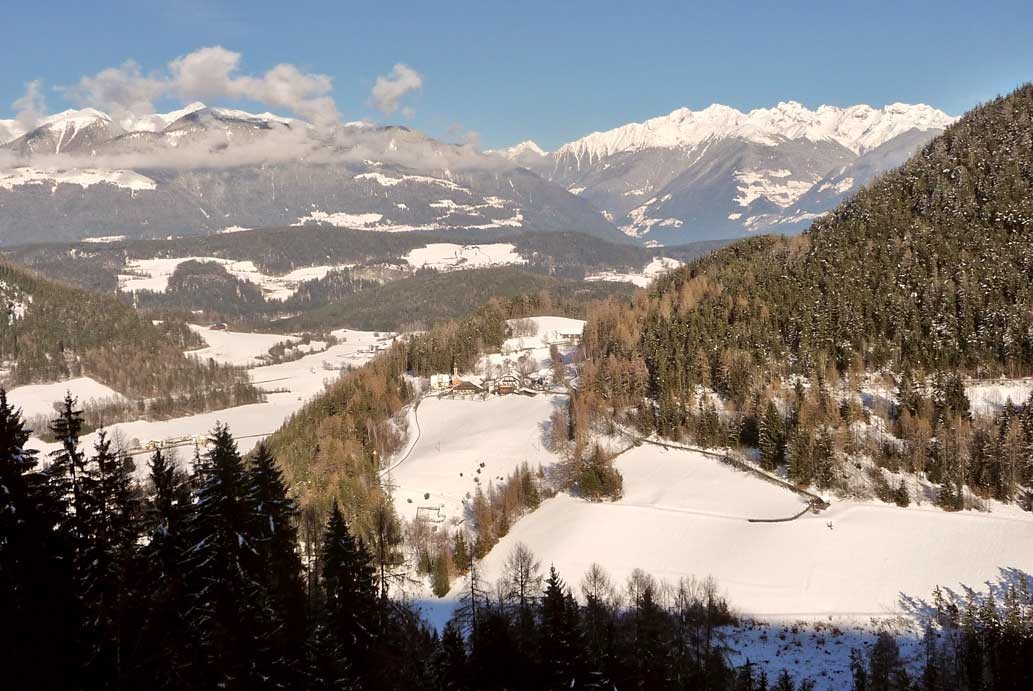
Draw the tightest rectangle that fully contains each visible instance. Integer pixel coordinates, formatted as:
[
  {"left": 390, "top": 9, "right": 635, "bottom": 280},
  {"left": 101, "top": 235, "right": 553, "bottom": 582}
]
[{"left": 3, "top": 0, "right": 1031, "bottom": 150}]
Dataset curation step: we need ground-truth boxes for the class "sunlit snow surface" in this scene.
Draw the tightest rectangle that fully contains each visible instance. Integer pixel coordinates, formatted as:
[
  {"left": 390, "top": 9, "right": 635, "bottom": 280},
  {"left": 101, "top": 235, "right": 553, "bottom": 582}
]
[
  {"left": 8, "top": 377, "right": 126, "bottom": 419},
  {"left": 410, "top": 439, "right": 1033, "bottom": 687},
  {"left": 403, "top": 243, "right": 526, "bottom": 271},
  {"left": 585, "top": 257, "right": 683, "bottom": 287},
  {"left": 385, "top": 394, "right": 565, "bottom": 524},
  {"left": 118, "top": 257, "right": 352, "bottom": 301},
  {"left": 0, "top": 167, "right": 156, "bottom": 192},
  {"left": 23, "top": 326, "right": 392, "bottom": 466}
]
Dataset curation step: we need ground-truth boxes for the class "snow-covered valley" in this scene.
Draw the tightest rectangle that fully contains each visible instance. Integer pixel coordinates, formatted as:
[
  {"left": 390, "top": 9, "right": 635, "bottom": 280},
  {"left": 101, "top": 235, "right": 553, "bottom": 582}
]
[
  {"left": 6, "top": 314, "right": 1033, "bottom": 690},
  {"left": 396, "top": 398, "right": 1033, "bottom": 688},
  {"left": 9, "top": 324, "right": 395, "bottom": 465}
]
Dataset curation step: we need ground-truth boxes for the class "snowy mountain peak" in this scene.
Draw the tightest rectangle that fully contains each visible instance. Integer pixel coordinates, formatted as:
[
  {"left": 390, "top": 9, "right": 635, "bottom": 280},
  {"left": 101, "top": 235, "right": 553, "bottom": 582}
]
[
  {"left": 0, "top": 119, "right": 26, "bottom": 146},
  {"left": 508, "top": 140, "right": 547, "bottom": 156},
  {"left": 39, "top": 108, "right": 112, "bottom": 129},
  {"left": 556, "top": 101, "right": 956, "bottom": 162},
  {"left": 122, "top": 102, "right": 208, "bottom": 133},
  {"left": 489, "top": 140, "right": 549, "bottom": 160}
]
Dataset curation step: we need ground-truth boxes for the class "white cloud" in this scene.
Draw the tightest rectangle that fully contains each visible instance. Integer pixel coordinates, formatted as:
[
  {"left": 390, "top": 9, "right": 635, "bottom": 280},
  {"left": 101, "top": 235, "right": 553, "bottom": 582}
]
[
  {"left": 370, "top": 63, "right": 423, "bottom": 116},
  {"left": 13, "top": 80, "right": 47, "bottom": 128},
  {"left": 65, "top": 46, "right": 339, "bottom": 128}
]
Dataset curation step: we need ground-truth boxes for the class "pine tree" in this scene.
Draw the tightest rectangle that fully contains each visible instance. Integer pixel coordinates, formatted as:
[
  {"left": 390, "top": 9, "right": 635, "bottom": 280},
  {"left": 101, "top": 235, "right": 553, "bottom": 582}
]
[
  {"left": 759, "top": 400, "right": 785, "bottom": 470},
  {"left": 137, "top": 447, "right": 199, "bottom": 690},
  {"left": 82, "top": 430, "right": 141, "bottom": 687},
  {"left": 867, "top": 632, "right": 909, "bottom": 691},
  {"left": 316, "top": 499, "right": 378, "bottom": 686},
  {"left": 0, "top": 389, "right": 80, "bottom": 688},
  {"left": 774, "top": 669, "right": 796, "bottom": 691},
  {"left": 539, "top": 566, "right": 582, "bottom": 690},
  {"left": 430, "top": 620, "right": 467, "bottom": 690},
  {"left": 246, "top": 443, "right": 307, "bottom": 679},
  {"left": 183, "top": 423, "right": 268, "bottom": 689},
  {"left": 47, "top": 393, "right": 90, "bottom": 547}
]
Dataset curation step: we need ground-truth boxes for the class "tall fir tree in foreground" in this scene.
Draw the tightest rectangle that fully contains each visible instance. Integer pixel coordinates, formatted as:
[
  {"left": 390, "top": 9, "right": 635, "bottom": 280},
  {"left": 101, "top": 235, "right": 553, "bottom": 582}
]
[
  {"left": 315, "top": 499, "right": 379, "bottom": 688},
  {"left": 184, "top": 422, "right": 270, "bottom": 689},
  {"left": 0, "top": 390, "right": 80, "bottom": 688}
]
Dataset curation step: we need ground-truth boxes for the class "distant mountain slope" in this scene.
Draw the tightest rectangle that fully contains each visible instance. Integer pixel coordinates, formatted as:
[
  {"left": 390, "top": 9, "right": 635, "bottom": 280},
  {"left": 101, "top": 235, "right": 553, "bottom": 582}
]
[
  {"left": 4, "top": 227, "right": 721, "bottom": 296},
  {"left": 512, "top": 101, "right": 955, "bottom": 243},
  {"left": 0, "top": 105, "right": 622, "bottom": 245},
  {"left": 0, "top": 258, "right": 256, "bottom": 408},
  {"left": 583, "top": 83, "right": 1033, "bottom": 382},
  {"left": 272, "top": 266, "right": 635, "bottom": 332}
]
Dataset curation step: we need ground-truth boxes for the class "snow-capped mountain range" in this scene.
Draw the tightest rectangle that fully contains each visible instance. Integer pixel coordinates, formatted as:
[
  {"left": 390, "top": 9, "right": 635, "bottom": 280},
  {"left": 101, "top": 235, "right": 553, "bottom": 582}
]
[
  {"left": 553, "top": 101, "right": 952, "bottom": 161},
  {"left": 493, "top": 101, "right": 955, "bottom": 243},
  {"left": 0, "top": 99, "right": 955, "bottom": 246},
  {"left": 0, "top": 104, "right": 618, "bottom": 246}
]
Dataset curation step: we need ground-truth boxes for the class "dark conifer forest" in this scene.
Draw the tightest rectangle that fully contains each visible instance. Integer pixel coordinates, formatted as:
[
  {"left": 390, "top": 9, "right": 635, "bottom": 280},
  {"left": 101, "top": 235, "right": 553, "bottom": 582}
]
[
  {"left": 3, "top": 389, "right": 1031, "bottom": 689},
  {"left": 577, "top": 84, "right": 1033, "bottom": 503}
]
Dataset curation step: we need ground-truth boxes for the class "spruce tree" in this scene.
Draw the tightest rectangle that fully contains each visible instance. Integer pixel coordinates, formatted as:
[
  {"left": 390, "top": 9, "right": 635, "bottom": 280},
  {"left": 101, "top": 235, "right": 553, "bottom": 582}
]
[
  {"left": 539, "top": 566, "right": 582, "bottom": 690},
  {"left": 183, "top": 423, "right": 268, "bottom": 689},
  {"left": 47, "top": 393, "right": 90, "bottom": 547},
  {"left": 82, "top": 431, "right": 141, "bottom": 687},
  {"left": 759, "top": 400, "right": 785, "bottom": 470},
  {"left": 246, "top": 443, "right": 306, "bottom": 678},
  {"left": 137, "top": 448, "right": 198, "bottom": 690},
  {"left": 316, "top": 499, "right": 378, "bottom": 686},
  {"left": 436, "top": 620, "right": 468, "bottom": 690},
  {"left": 0, "top": 389, "right": 79, "bottom": 688}
]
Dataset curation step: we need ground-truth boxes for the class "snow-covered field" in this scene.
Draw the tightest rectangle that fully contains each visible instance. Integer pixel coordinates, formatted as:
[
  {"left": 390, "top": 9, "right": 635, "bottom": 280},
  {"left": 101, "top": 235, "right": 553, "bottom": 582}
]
[
  {"left": 460, "top": 454, "right": 1032, "bottom": 619},
  {"left": 385, "top": 394, "right": 565, "bottom": 523},
  {"left": 186, "top": 324, "right": 299, "bottom": 367},
  {"left": 118, "top": 257, "right": 354, "bottom": 301},
  {"left": 403, "top": 243, "right": 526, "bottom": 272},
  {"left": 585, "top": 257, "right": 683, "bottom": 288},
  {"left": 965, "top": 379, "right": 1033, "bottom": 415},
  {"left": 8, "top": 377, "right": 126, "bottom": 419},
  {"left": 410, "top": 441, "right": 1033, "bottom": 686},
  {"left": 22, "top": 327, "right": 393, "bottom": 470}
]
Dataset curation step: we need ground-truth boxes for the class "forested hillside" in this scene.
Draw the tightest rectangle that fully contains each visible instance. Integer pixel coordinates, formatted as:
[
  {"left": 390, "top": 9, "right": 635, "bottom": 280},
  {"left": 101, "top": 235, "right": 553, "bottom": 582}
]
[
  {"left": 579, "top": 84, "right": 1033, "bottom": 504},
  {"left": 0, "top": 260, "right": 259, "bottom": 416},
  {"left": 4, "top": 228, "right": 718, "bottom": 294},
  {"left": 267, "top": 288, "right": 605, "bottom": 524},
  {"left": 272, "top": 267, "right": 634, "bottom": 333}
]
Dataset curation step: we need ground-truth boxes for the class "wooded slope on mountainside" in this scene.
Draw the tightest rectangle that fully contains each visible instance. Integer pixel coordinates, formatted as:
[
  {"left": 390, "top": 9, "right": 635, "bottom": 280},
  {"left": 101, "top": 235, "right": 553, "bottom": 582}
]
[
  {"left": 0, "top": 260, "right": 257, "bottom": 409},
  {"left": 585, "top": 84, "right": 1033, "bottom": 392}
]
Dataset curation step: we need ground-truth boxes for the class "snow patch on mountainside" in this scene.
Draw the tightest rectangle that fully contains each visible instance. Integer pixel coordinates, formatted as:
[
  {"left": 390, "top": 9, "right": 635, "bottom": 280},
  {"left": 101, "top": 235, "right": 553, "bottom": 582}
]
[
  {"left": 817, "top": 177, "right": 855, "bottom": 195},
  {"left": 734, "top": 169, "right": 820, "bottom": 207},
  {"left": 298, "top": 206, "right": 524, "bottom": 232},
  {"left": 353, "top": 172, "right": 470, "bottom": 193},
  {"left": 8, "top": 377, "right": 126, "bottom": 420},
  {"left": 386, "top": 395, "right": 565, "bottom": 524},
  {"left": 296, "top": 211, "right": 385, "bottom": 228},
  {"left": 0, "top": 167, "right": 157, "bottom": 192},
  {"left": 118, "top": 256, "right": 354, "bottom": 301},
  {"left": 585, "top": 257, "right": 684, "bottom": 287},
  {"left": 404, "top": 243, "right": 527, "bottom": 271},
  {"left": 434, "top": 443, "right": 1033, "bottom": 627}
]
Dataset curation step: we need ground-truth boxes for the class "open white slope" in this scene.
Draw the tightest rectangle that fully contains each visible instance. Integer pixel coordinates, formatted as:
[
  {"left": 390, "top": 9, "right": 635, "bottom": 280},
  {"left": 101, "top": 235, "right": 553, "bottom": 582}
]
[
  {"left": 403, "top": 243, "right": 526, "bottom": 272},
  {"left": 585, "top": 256, "right": 684, "bottom": 287},
  {"left": 118, "top": 257, "right": 354, "bottom": 301},
  {"left": 428, "top": 444, "right": 1033, "bottom": 627},
  {"left": 385, "top": 394, "right": 566, "bottom": 523},
  {"left": 8, "top": 377, "right": 126, "bottom": 419},
  {"left": 22, "top": 326, "right": 394, "bottom": 469}
]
